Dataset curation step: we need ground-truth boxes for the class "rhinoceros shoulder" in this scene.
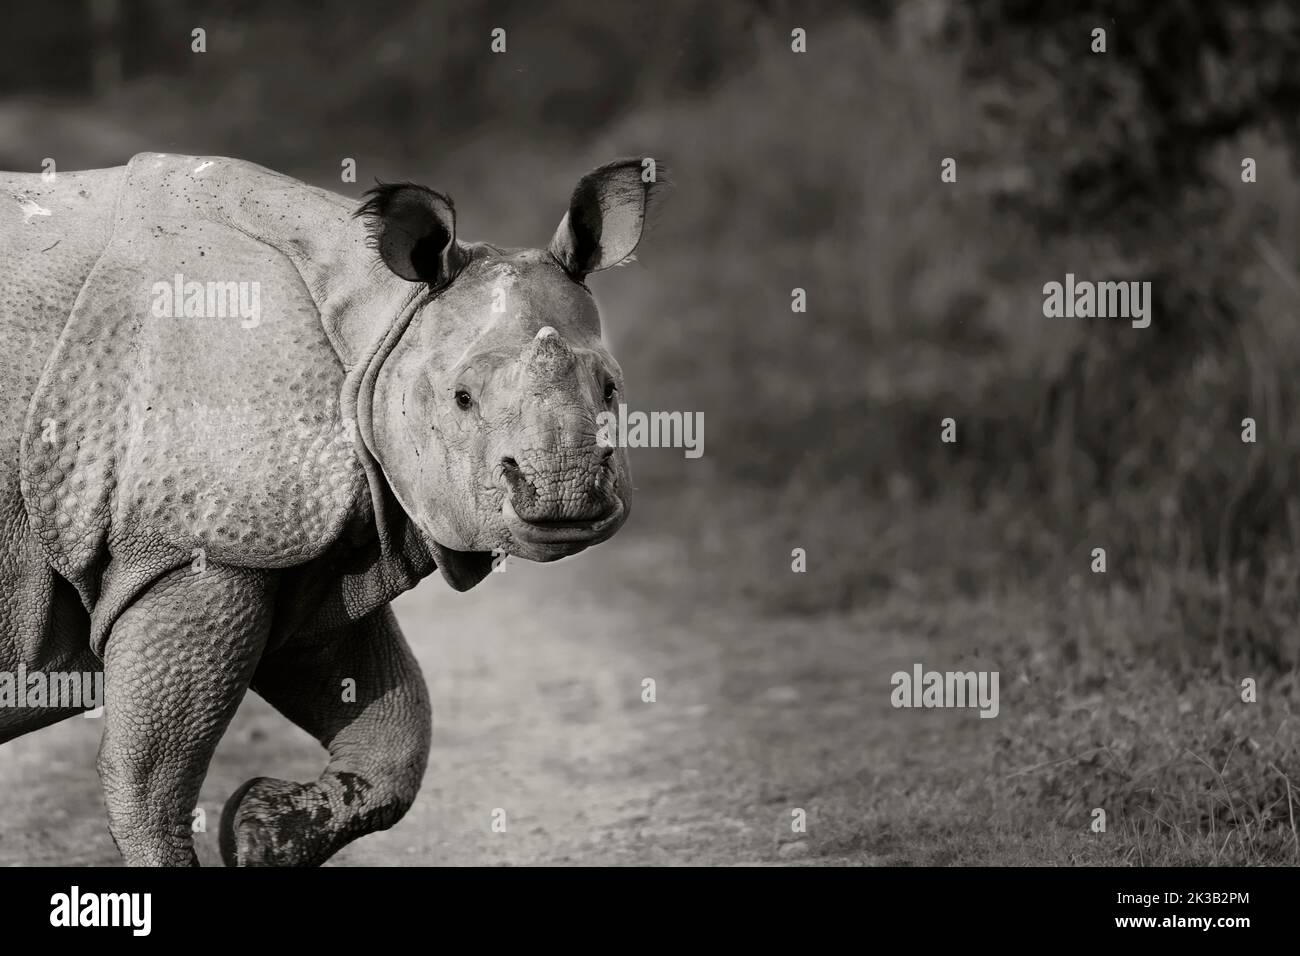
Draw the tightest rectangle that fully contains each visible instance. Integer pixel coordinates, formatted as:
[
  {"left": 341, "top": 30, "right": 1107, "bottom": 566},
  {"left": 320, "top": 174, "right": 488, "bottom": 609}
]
[{"left": 19, "top": 153, "right": 377, "bottom": 650}]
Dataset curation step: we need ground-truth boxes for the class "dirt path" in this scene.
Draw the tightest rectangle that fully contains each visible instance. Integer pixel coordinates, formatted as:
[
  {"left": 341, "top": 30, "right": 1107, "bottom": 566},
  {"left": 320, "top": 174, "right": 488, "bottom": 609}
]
[{"left": 0, "top": 526, "right": 998, "bottom": 866}]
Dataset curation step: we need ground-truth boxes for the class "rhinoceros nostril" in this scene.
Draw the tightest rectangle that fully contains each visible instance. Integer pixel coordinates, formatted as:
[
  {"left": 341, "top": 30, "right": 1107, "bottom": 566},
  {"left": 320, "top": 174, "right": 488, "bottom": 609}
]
[{"left": 498, "top": 456, "right": 526, "bottom": 493}]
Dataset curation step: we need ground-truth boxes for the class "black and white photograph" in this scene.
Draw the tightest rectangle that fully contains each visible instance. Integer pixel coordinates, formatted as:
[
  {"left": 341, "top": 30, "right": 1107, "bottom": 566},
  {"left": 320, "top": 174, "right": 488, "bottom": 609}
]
[{"left": 0, "top": 0, "right": 1295, "bottom": 938}]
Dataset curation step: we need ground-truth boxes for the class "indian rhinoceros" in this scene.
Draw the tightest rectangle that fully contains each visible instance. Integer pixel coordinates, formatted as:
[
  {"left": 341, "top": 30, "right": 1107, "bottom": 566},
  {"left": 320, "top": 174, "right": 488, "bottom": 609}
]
[{"left": 0, "top": 152, "right": 666, "bottom": 865}]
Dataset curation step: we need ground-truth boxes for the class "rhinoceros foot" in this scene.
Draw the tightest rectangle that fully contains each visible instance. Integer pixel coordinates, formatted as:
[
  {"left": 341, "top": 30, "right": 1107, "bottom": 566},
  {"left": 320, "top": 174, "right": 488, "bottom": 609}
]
[{"left": 220, "top": 776, "right": 339, "bottom": 867}]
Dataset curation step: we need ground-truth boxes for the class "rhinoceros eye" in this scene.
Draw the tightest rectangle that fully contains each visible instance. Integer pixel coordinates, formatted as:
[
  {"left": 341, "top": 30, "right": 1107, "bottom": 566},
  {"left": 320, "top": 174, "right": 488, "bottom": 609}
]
[{"left": 454, "top": 388, "right": 473, "bottom": 410}]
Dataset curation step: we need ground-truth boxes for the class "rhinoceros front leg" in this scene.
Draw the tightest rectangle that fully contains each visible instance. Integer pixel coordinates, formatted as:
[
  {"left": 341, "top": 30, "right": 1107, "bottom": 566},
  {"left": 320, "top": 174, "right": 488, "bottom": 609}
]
[
  {"left": 219, "top": 604, "right": 430, "bottom": 866},
  {"left": 98, "top": 565, "right": 275, "bottom": 866}
]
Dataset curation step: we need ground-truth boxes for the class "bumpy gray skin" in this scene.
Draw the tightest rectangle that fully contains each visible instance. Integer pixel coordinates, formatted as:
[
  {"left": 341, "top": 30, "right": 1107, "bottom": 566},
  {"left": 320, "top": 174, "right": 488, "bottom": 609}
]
[{"left": 0, "top": 153, "right": 665, "bottom": 865}]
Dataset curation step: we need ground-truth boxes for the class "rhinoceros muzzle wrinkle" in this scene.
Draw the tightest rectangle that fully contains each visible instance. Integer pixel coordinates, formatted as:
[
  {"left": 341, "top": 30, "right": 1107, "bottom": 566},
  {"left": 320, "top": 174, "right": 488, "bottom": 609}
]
[{"left": 502, "top": 495, "right": 624, "bottom": 546}]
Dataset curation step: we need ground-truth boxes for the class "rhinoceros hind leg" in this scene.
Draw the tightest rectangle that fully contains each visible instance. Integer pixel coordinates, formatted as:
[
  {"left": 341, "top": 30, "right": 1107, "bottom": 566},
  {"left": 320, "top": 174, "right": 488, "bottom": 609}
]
[
  {"left": 97, "top": 565, "right": 274, "bottom": 866},
  {"left": 221, "top": 604, "right": 430, "bottom": 867}
]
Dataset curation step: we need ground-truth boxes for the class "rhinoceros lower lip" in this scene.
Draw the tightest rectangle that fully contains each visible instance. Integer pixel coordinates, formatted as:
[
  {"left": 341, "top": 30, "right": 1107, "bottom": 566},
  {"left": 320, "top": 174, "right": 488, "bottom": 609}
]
[{"left": 501, "top": 497, "right": 624, "bottom": 544}]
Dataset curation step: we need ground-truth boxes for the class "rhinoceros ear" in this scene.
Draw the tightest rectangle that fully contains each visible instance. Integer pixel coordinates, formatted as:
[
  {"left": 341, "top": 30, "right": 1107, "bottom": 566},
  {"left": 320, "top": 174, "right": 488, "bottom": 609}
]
[
  {"left": 356, "top": 182, "right": 468, "bottom": 289},
  {"left": 549, "top": 158, "right": 669, "bottom": 277}
]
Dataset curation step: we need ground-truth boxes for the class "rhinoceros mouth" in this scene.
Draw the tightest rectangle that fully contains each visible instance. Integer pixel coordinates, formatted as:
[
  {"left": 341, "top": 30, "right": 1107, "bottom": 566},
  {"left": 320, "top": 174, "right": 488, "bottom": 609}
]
[{"left": 502, "top": 496, "right": 625, "bottom": 547}]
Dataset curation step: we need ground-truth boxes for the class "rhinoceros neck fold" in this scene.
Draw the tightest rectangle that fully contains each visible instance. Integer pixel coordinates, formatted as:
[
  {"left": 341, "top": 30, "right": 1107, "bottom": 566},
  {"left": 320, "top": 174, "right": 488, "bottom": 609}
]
[
  {"left": 344, "top": 288, "right": 496, "bottom": 593},
  {"left": 346, "top": 285, "right": 422, "bottom": 561}
]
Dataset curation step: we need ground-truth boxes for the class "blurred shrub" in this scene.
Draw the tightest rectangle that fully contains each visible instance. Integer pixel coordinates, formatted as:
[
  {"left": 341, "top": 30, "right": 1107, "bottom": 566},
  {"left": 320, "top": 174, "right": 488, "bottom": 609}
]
[{"left": 946, "top": 1, "right": 1300, "bottom": 664}]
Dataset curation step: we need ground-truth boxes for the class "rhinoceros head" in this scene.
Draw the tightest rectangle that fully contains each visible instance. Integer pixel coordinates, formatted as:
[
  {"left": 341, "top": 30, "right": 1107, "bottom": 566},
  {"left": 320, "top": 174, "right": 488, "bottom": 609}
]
[{"left": 355, "top": 160, "right": 666, "bottom": 564}]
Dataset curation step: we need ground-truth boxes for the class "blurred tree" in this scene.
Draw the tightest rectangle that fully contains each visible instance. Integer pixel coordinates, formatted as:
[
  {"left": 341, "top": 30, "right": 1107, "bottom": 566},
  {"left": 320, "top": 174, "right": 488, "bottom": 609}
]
[
  {"left": 956, "top": 0, "right": 1300, "bottom": 647},
  {"left": 0, "top": 1, "right": 94, "bottom": 93}
]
